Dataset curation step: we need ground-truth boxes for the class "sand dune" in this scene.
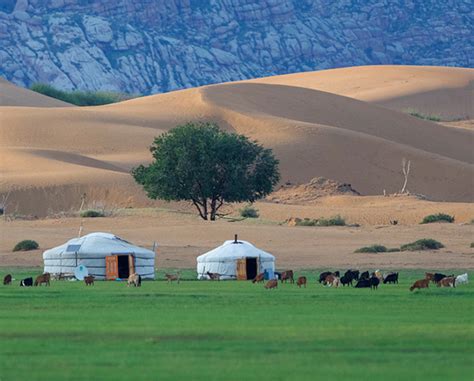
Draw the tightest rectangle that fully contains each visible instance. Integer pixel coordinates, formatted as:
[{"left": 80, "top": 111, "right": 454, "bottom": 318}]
[
  {"left": 0, "top": 78, "right": 73, "bottom": 107},
  {"left": 1, "top": 66, "right": 473, "bottom": 216},
  {"left": 251, "top": 66, "right": 474, "bottom": 120}
]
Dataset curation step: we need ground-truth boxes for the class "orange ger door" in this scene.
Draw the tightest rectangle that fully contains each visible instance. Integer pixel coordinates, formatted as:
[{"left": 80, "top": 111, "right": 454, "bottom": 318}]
[
  {"left": 236, "top": 259, "right": 247, "bottom": 280},
  {"left": 105, "top": 255, "right": 118, "bottom": 280}
]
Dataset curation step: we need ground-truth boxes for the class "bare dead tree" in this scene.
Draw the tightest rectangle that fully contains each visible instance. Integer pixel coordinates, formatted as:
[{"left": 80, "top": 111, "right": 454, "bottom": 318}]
[{"left": 400, "top": 158, "right": 411, "bottom": 194}]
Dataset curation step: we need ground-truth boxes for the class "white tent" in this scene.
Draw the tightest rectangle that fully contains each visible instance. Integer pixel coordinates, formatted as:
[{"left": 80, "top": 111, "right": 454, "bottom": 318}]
[
  {"left": 197, "top": 238, "right": 275, "bottom": 280},
  {"left": 43, "top": 232, "right": 155, "bottom": 280}
]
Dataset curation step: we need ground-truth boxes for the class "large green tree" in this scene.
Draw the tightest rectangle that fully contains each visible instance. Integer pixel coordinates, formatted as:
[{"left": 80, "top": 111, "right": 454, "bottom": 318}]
[{"left": 132, "top": 122, "right": 280, "bottom": 220}]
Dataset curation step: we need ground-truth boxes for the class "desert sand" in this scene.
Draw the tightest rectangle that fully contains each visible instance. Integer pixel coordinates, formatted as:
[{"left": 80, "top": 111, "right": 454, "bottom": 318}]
[{"left": 1, "top": 65, "right": 473, "bottom": 218}]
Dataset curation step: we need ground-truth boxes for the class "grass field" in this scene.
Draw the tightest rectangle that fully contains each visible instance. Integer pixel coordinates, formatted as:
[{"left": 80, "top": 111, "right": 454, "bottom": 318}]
[{"left": 0, "top": 269, "right": 473, "bottom": 381}]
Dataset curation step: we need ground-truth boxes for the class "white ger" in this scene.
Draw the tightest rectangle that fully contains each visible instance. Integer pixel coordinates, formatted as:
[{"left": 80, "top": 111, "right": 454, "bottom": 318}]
[
  {"left": 197, "top": 235, "right": 275, "bottom": 280},
  {"left": 43, "top": 232, "right": 155, "bottom": 280}
]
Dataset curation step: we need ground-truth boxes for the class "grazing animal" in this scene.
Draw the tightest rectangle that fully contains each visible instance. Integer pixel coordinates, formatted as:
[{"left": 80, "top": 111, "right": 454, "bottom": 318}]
[
  {"left": 370, "top": 275, "right": 380, "bottom": 290},
  {"left": 344, "top": 269, "right": 359, "bottom": 282},
  {"left": 280, "top": 270, "right": 294, "bottom": 284},
  {"left": 340, "top": 275, "right": 352, "bottom": 287},
  {"left": 34, "top": 273, "right": 50, "bottom": 286},
  {"left": 437, "top": 276, "right": 456, "bottom": 288},
  {"left": 206, "top": 271, "right": 220, "bottom": 281},
  {"left": 165, "top": 272, "right": 181, "bottom": 284},
  {"left": 252, "top": 273, "right": 265, "bottom": 284},
  {"left": 84, "top": 275, "right": 95, "bottom": 286},
  {"left": 264, "top": 279, "right": 278, "bottom": 289},
  {"left": 318, "top": 271, "right": 333, "bottom": 283},
  {"left": 455, "top": 273, "right": 469, "bottom": 286},
  {"left": 20, "top": 277, "right": 33, "bottom": 287},
  {"left": 383, "top": 272, "right": 399, "bottom": 284},
  {"left": 373, "top": 270, "right": 383, "bottom": 280},
  {"left": 296, "top": 276, "right": 307, "bottom": 288},
  {"left": 355, "top": 279, "right": 371, "bottom": 288},
  {"left": 127, "top": 273, "right": 141, "bottom": 287},
  {"left": 324, "top": 274, "right": 340, "bottom": 288},
  {"left": 360, "top": 271, "right": 370, "bottom": 280},
  {"left": 3, "top": 274, "right": 12, "bottom": 285},
  {"left": 410, "top": 278, "right": 430, "bottom": 291},
  {"left": 425, "top": 272, "right": 447, "bottom": 284}
]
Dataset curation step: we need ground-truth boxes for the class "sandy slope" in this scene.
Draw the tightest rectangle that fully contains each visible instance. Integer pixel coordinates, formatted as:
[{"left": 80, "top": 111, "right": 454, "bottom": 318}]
[
  {"left": 1, "top": 66, "right": 473, "bottom": 216},
  {"left": 0, "top": 78, "right": 73, "bottom": 107},
  {"left": 251, "top": 65, "right": 474, "bottom": 120}
]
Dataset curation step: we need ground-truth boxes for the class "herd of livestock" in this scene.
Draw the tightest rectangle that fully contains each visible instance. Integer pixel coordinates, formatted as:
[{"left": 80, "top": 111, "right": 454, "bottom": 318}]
[{"left": 2, "top": 269, "right": 469, "bottom": 292}]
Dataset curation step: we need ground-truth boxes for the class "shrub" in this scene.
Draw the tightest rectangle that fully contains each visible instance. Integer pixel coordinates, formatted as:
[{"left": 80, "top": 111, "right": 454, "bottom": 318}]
[
  {"left": 400, "top": 239, "right": 444, "bottom": 251},
  {"left": 405, "top": 108, "right": 442, "bottom": 122},
  {"left": 239, "top": 205, "right": 259, "bottom": 218},
  {"left": 355, "top": 245, "right": 387, "bottom": 253},
  {"left": 317, "top": 215, "right": 346, "bottom": 226},
  {"left": 30, "top": 83, "right": 133, "bottom": 106},
  {"left": 387, "top": 248, "right": 401, "bottom": 252},
  {"left": 80, "top": 210, "right": 105, "bottom": 218},
  {"left": 420, "top": 213, "right": 454, "bottom": 224},
  {"left": 471, "top": 242, "right": 474, "bottom": 248},
  {"left": 13, "top": 240, "right": 39, "bottom": 252},
  {"left": 295, "top": 215, "right": 346, "bottom": 227}
]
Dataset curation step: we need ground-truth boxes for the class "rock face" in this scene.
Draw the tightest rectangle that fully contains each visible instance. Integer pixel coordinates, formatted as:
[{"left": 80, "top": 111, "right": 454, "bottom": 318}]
[{"left": 0, "top": 0, "right": 472, "bottom": 94}]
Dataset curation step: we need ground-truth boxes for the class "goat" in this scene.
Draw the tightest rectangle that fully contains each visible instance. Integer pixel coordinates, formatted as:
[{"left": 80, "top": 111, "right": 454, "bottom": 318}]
[
  {"left": 20, "top": 277, "right": 33, "bottom": 287},
  {"left": 437, "top": 276, "right": 455, "bottom": 288},
  {"left": 359, "top": 271, "right": 370, "bottom": 280},
  {"left": 34, "top": 273, "right": 50, "bottom": 286},
  {"left": 370, "top": 275, "right": 380, "bottom": 290},
  {"left": 324, "top": 274, "right": 340, "bottom": 288},
  {"left": 84, "top": 275, "right": 95, "bottom": 286},
  {"left": 206, "top": 271, "right": 220, "bottom": 281},
  {"left": 280, "top": 270, "right": 294, "bottom": 284},
  {"left": 127, "top": 273, "right": 141, "bottom": 287},
  {"left": 264, "top": 279, "right": 278, "bottom": 289},
  {"left": 3, "top": 274, "right": 12, "bottom": 285},
  {"left": 383, "top": 272, "right": 399, "bottom": 284},
  {"left": 252, "top": 273, "right": 265, "bottom": 284},
  {"left": 296, "top": 276, "right": 307, "bottom": 288},
  {"left": 455, "top": 273, "right": 469, "bottom": 286},
  {"left": 165, "top": 272, "right": 181, "bottom": 284},
  {"left": 355, "top": 279, "right": 371, "bottom": 288},
  {"left": 410, "top": 278, "right": 430, "bottom": 291}
]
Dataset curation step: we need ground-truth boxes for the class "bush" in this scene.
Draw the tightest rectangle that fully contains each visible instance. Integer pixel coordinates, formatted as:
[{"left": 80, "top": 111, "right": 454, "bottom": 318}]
[
  {"left": 80, "top": 210, "right": 105, "bottom": 218},
  {"left": 239, "top": 205, "right": 259, "bottom": 218},
  {"left": 400, "top": 239, "right": 444, "bottom": 251},
  {"left": 405, "top": 108, "right": 442, "bottom": 122},
  {"left": 30, "top": 83, "right": 133, "bottom": 106},
  {"left": 296, "top": 215, "right": 346, "bottom": 227},
  {"left": 355, "top": 245, "right": 387, "bottom": 253},
  {"left": 471, "top": 242, "right": 474, "bottom": 248},
  {"left": 13, "top": 240, "right": 39, "bottom": 252},
  {"left": 387, "top": 248, "right": 401, "bottom": 252},
  {"left": 420, "top": 213, "right": 455, "bottom": 224}
]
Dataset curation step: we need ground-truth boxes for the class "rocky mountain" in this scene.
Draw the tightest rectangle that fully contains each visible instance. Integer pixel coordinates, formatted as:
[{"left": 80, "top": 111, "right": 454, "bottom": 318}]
[{"left": 0, "top": 0, "right": 472, "bottom": 94}]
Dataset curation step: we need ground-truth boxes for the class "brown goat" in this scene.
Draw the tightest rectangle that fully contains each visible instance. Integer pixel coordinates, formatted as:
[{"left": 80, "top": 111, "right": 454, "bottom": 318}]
[
  {"left": 264, "top": 279, "right": 278, "bottom": 289},
  {"left": 410, "top": 278, "right": 430, "bottom": 291},
  {"left": 280, "top": 270, "right": 294, "bottom": 284},
  {"left": 324, "top": 274, "right": 340, "bottom": 288},
  {"left": 34, "top": 273, "right": 50, "bottom": 286},
  {"left": 252, "top": 273, "right": 265, "bottom": 284},
  {"left": 165, "top": 272, "right": 181, "bottom": 284},
  {"left": 296, "top": 276, "right": 307, "bottom": 288},
  {"left": 84, "top": 275, "right": 95, "bottom": 286},
  {"left": 437, "top": 277, "right": 456, "bottom": 288},
  {"left": 3, "top": 274, "right": 12, "bottom": 285}
]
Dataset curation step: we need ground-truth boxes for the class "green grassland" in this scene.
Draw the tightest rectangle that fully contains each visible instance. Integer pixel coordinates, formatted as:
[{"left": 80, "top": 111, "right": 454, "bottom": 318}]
[{"left": 0, "top": 269, "right": 473, "bottom": 381}]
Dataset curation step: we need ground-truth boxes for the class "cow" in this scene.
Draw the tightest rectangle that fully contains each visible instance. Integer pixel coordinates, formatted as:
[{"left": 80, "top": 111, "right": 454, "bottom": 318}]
[
  {"left": 324, "top": 274, "right": 340, "bottom": 288},
  {"left": 127, "top": 273, "right": 141, "bottom": 287},
  {"left": 165, "top": 272, "right": 181, "bottom": 284},
  {"left": 437, "top": 276, "right": 455, "bottom": 288},
  {"left": 455, "top": 273, "right": 469, "bottom": 286},
  {"left": 264, "top": 279, "right": 278, "bottom": 289},
  {"left": 280, "top": 270, "right": 294, "bottom": 284},
  {"left": 3, "top": 274, "right": 12, "bottom": 285},
  {"left": 206, "top": 271, "right": 220, "bottom": 281},
  {"left": 383, "top": 272, "right": 399, "bottom": 284},
  {"left": 370, "top": 275, "right": 380, "bottom": 290},
  {"left": 360, "top": 271, "right": 370, "bottom": 280},
  {"left": 340, "top": 274, "right": 352, "bottom": 286},
  {"left": 355, "top": 279, "right": 371, "bottom": 288},
  {"left": 20, "top": 277, "right": 33, "bottom": 287},
  {"left": 34, "top": 273, "right": 50, "bottom": 286},
  {"left": 410, "top": 278, "right": 430, "bottom": 291},
  {"left": 84, "top": 275, "right": 95, "bottom": 286},
  {"left": 296, "top": 276, "right": 307, "bottom": 288},
  {"left": 252, "top": 273, "right": 265, "bottom": 284}
]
